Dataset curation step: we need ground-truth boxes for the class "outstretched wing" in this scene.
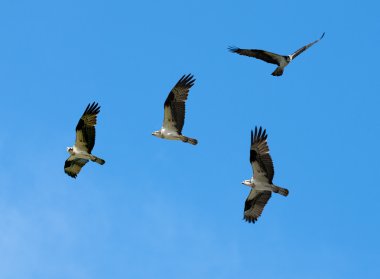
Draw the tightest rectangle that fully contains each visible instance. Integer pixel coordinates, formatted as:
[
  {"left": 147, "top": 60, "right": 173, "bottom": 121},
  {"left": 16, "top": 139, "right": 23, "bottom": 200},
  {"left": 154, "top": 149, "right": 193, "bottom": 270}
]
[
  {"left": 163, "top": 74, "right": 195, "bottom": 133},
  {"left": 64, "top": 156, "right": 89, "bottom": 178},
  {"left": 75, "top": 102, "right": 100, "bottom": 153},
  {"left": 244, "top": 189, "right": 272, "bottom": 223},
  {"left": 250, "top": 127, "right": 274, "bottom": 184},
  {"left": 228, "top": 47, "right": 285, "bottom": 66},
  {"left": 290, "top": 32, "right": 325, "bottom": 60}
]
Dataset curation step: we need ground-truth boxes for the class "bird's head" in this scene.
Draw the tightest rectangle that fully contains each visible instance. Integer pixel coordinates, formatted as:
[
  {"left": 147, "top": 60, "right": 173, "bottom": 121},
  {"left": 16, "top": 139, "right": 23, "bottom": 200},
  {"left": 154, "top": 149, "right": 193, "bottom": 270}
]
[
  {"left": 242, "top": 180, "right": 253, "bottom": 187},
  {"left": 152, "top": 130, "right": 161, "bottom": 138},
  {"left": 66, "top": 147, "right": 74, "bottom": 154}
]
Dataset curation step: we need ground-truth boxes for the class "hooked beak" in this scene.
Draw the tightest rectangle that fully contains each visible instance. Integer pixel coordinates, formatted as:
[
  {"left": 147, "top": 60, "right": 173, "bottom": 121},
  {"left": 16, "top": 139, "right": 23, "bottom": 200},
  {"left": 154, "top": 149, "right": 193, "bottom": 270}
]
[{"left": 241, "top": 181, "right": 251, "bottom": 187}]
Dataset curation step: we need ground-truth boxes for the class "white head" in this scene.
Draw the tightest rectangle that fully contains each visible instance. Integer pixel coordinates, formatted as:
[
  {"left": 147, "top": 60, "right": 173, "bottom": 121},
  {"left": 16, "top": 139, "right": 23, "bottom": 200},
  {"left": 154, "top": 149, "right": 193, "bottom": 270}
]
[
  {"left": 242, "top": 179, "right": 253, "bottom": 187},
  {"left": 66, "top": 147, "right": 74, "bottom": 155},
  {"left": 151, "top": 130, "right": 162, "bottom": 138}
]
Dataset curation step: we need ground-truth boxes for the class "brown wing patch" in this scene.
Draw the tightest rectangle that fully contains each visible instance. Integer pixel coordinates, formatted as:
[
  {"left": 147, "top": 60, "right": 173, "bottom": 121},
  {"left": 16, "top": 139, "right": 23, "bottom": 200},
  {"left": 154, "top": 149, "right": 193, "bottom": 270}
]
[
  {"left": 64, "top": 157, "right": 88, "bottom": 178},
  {"left": 163, "top": 74, "right": 195, "bottom": 133},
  {"left": 244, "top": 190, "right": 272, "bottom": 223},
  {"left": 229, "top": 47, "right": 283, "bottom": 66},
  {"left": 250, "top": 127, "right": 274, "bottom": 183},
  {"left": 75, "top": 102, "right": 100, "bottom": 153}
]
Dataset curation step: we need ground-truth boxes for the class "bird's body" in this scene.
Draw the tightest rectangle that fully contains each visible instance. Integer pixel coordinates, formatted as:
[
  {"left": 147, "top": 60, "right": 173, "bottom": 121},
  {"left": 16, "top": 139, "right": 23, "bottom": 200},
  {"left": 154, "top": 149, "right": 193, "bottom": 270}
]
[
  {"left": 68, "top": 146, "right": 101, "bottom": 162},
  {"left": 153, "top": 127, "right": 196, "bottom": 144},
  {"left": 243, "top": 177, "right": 288, "bottom": 195},
  {"left": 243, "top": 177, "right": 272, "bottom": 191},
  {"left": 154, "top": 127, "right": 181, "bottom": 140},
  {"left": 272, "top": 55, "right": 291, "bottom": 76},
  {"left": 152, "top": 74, "right": 198, "bottom": 145},
  {"left": 70, "top": 146, "right": 91, "bottom": 159},
  {"left": 242, "top": 127, "right": 289, "bottom": 223},
  {"left": 229, "top": 32, "right": 325, "bottom": 76},
  {"left": 64, "top": 102, "right": 105, "bottom": 178}
]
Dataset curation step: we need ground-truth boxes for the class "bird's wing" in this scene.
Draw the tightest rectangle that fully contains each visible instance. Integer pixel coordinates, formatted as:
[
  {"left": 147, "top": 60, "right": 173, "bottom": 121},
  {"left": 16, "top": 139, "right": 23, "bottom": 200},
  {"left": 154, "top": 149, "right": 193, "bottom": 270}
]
[
  {"left": 228, "top": 47, "right": 283, "bottom": 66},
  {"left": 290, "top": 32, "right": 325, "bottom": 60},
  {"left": 64, "top": 156, "right": 89, "bottom": 178},
  {"left": 75, "top": 102, "right": 100, "bottom": 153},
  {"left": 250, "top": 127, "right": 274, "bottom": 184},
  {"left": 244, "top": 189, "right": 272, "bottom": 223},
  {"left": 163, "top": 74, "right": 195, "bottom": 133}
]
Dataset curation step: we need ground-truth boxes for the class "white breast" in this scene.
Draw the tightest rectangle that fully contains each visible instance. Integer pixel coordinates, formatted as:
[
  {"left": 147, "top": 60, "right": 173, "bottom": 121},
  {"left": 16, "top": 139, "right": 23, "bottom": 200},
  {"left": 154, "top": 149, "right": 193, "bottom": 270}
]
[
  {"left": 73, "top": 145, "right": 90, "bottom": 157},
  {"left": 160, "top": 127, "right": 180, "bottom": 140},
  {"left": 252, "top": 178, "right": 272, "bottom": 191}
]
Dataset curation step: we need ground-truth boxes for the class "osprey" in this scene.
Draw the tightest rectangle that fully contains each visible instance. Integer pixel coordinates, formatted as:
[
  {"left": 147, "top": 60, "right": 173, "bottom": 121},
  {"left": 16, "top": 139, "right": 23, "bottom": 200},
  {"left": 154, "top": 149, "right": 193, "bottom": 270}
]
[
  {"left": 152, "top": 74, "right": 198, "bottom": 145},
  {"left": 228, "top": 32, "right": 325, "bottom": 76},
  {"left": 64, "top": 102, "right": 105, "bottom": 178},
  {"left": 242, "top": 127, "right": 289, "bottom": 223}
]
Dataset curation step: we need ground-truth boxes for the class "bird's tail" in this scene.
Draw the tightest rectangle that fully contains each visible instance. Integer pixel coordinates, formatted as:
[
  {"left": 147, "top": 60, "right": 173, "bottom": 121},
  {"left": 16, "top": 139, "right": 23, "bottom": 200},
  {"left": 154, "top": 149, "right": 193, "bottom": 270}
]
[
  {"left": 91, "top": 155, "right": 106, "bottom": 165},
  {"left": 272, "top": 185, "right": 289, "bottom": 196},
  {"left": 180, "top": 135, "right": 198, "bottom": 145},
  {"left": 272, "top": 67, "right": 284, "bottom": 76}
]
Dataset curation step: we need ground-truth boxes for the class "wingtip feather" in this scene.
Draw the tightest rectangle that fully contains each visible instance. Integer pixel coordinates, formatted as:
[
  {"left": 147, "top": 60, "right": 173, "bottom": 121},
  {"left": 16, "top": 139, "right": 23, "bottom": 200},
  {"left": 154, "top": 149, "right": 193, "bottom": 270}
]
[
  {"left": 252, "top": 126, "right": 268, "bottom": 144},
  {"left": 65, "top": 171, "right": 77, "bottom": 179},
  {"left": 243, "top": 216, "right": 257, "bottom": 223},
  {"left": 228, "top": 46, "right": 239, "bottom": 53},
  {"left": 177, "top": 73, "right": 195, "bottom": 89},
  {"left": 83, "top": 102, "right": 101, "bottom": 115}
]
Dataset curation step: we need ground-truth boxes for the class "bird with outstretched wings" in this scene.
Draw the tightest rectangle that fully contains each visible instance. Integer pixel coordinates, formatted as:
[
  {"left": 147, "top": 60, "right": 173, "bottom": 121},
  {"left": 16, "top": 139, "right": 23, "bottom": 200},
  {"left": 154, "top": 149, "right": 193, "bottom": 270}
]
[
  {"left": 242, "top": 127, "right": 289, "bottom": 223},
  {"left": 64, "top": 102, "right": 105, "bottom": 178},
  {"left": 229, "top": 32, "right": 325, "bottom": 76},
  {"left": 152, "top": 74, "right": 198, "bottom": 145}
]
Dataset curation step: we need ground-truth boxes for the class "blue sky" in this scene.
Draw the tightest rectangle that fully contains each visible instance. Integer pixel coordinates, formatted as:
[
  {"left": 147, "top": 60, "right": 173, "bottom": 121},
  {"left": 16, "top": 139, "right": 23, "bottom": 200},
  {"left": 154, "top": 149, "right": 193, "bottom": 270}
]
[{"left": 0, "top": 0, "right": 379, "bottom": 278}]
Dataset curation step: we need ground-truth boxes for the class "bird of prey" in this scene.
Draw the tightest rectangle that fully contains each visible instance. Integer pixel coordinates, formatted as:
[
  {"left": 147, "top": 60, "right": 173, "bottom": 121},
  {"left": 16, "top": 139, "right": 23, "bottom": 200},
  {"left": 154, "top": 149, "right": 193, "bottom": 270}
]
[
  {"left": 242, "top": 127, "right": 289, "bottom": 223},
  {"left": 228, "top": 32, "right": 325, "bottom": 76},
  {"left": 152, "top": 74, "right": 198, "bottom": 145},
  {"left": 64, "top": 102, "right": 105, "bottom": 178}
]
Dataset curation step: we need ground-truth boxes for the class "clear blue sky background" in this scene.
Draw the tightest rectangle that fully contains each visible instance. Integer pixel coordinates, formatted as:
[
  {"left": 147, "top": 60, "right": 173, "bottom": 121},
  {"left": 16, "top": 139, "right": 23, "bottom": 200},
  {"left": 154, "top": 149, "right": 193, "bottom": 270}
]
[{"left": 0, "top": 0, "right": 379, "bottom": 278}]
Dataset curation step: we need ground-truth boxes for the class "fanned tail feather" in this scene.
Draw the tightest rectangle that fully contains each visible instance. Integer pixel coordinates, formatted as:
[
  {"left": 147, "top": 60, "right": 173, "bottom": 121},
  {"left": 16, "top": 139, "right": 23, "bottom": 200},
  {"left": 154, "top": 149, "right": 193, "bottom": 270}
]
[
  {"left": 272, "top": 67, "right": 284, "bottom": 76},
  {"left": 272, "top": 185, "right": 289, "bottom": 196},
  {"left": 180, "top": 136, "right": 198, "bottom": 145},
  {"left": 92, "top": 156, "right": 105, "bottom": 165}
]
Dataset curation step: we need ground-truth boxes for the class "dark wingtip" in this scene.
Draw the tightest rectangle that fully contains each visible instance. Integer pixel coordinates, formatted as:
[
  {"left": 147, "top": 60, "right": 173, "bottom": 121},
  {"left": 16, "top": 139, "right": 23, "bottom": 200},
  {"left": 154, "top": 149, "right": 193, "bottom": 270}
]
[
  {"left": 65, "top": 171, "right": 77, "bottom": 179},
  {"left": 320, "top": 32, "right": 325, "bottom": 40},
  {"left": 257, "top": 126, "right": 262, "bottom": 139},
  {"left": 228, "top": 46, "right": 239, "bottom": 53},
  {"left": 178, "top": 73, "right": 195, "bottom": 88},
  {"left": 263, "top": 128, "right": 267, "bottom": 140},
  {"left": 243, "top": 216, "right": 257, "bottom": 224},
  {"left": 253, "top": 126, "right": 268, "bottom": 142},
  {"left": 84, "top": 103, "right": 91, "bottom": 113},
  {"left": 83, "top": 102, "right": 100, "bottom": 115}
]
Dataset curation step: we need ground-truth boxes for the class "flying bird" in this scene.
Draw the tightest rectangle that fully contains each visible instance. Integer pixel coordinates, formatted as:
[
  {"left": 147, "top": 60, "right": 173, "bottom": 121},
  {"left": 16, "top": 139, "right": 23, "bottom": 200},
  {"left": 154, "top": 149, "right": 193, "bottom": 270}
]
[
  {"left": 229, "top": 32, "right": 325, "bottom": 76},
  {"left": 242, "top": 127, "right": 289, "bottom": 223},
  {"left": 152, "top": 74, "right": 198, "bottom": 145},
  {"left": 64, "top": 102, "right": 105, "bottom": 178}
]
